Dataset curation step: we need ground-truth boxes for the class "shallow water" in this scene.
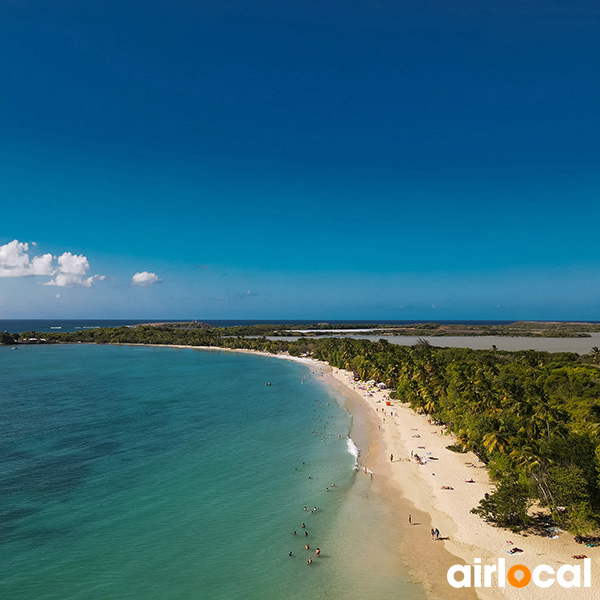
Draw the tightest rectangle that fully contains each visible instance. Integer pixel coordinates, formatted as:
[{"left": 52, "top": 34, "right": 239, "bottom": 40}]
[{"left": 0, "top": 345, "right": 425, "bottom": 600}]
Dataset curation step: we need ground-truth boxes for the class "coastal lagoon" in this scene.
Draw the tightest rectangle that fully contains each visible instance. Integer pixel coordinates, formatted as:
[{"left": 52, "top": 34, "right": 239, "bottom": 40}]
[
  {"left": 0, "top": 345, "right": 424, "bottom": 600},
  {"left": 267, "top": 333, "right": 600, "bottom": 355}
]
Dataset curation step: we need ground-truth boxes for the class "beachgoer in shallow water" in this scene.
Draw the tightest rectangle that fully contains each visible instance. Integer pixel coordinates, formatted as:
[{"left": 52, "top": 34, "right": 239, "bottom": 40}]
[
  {"left": 305, "top": 531, "right": 308, "bottom": 536},
  {"left": 305, "top": 544, "right": 310, "bottom": 550},
  {"left": 301, "top": 523, "right": 306, "bottom": 528},
  {"left": 316, "top": 548, "right": 320, "bottom": 557},
  {"left": 293, "top": 531, "right": 297, "bottom": 535},
  {"left": 307, "top": 557, "right": 312, "bottom": 565},
  {"left": 289, "top": 551, "right": 293, "bottom": 557}
]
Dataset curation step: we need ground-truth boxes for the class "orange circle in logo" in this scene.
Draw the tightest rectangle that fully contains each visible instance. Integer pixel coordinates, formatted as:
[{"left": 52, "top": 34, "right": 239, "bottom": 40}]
[{"left": 507, "top": 565, "right": 531, "bottom": 588}]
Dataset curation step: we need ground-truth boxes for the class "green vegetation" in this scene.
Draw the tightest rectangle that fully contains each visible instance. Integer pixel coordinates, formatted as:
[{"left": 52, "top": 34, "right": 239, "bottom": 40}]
[
  {"left": 5, "top": 324, "right": 600, "bottom": 537},
  {"left": 174, "top": 320, "right": 600, "bottom": 338},
  {"left": 1, "top": 331, "right": 19, "bottom": 345}
]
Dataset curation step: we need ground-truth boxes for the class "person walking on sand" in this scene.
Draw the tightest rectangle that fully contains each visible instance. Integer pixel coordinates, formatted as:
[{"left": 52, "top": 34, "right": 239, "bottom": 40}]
[
  {"left": 431, "top": 528, "right": 435, "bottom": 540},
  {"left": 390, "top": 454, "right": 393, "bottom": 462},
  {"left": 435, "top": 528, "right": 440, "bottom": 540},
  {"left": 408, "top": 514, "right": 412, "bottom": 524}
]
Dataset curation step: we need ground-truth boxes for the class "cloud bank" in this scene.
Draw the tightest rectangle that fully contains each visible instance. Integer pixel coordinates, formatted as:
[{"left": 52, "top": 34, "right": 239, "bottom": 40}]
[
  {"left": 0, "top": 239, "right": 104, "bottom": 287},
  {"left": 131, "top": 271, "right": 162, "bottom": 286}
]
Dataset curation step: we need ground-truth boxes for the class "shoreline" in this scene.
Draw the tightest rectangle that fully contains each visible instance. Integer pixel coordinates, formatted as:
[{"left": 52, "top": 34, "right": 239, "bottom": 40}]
[
  {"left": 325, "top": 366, "right": 599, "bottom": 600},
  {"left": 115, "top": 343, "right": 598, "bottom": 598},
  {"left": 120, "top": 344, "right": 484, "bottom": 597}
]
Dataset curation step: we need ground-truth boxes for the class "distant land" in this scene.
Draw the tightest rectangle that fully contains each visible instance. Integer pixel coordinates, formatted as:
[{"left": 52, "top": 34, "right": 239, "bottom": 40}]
[{"left": 135, "top": 320, "right": 600, "bottom": 338}]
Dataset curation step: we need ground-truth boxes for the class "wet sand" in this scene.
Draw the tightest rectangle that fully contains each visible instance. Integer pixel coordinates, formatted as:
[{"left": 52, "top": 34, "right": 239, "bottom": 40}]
[
  {"left": 327, "top": 366, "right": 599, "bottom": 600},
  {"left": 323, "top": 369, "right": 480, "bottom": 600}
]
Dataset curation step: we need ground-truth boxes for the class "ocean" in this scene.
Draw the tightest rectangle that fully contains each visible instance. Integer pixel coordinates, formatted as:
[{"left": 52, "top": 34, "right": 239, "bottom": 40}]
[{"left": 0, "top": 344, "right": 424, "bottom": 600}]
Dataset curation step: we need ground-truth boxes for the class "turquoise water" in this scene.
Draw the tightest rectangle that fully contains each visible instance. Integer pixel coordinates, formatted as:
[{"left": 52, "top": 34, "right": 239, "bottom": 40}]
[{"left": 0, "top": 345, "right": 424, "bottom": 599}]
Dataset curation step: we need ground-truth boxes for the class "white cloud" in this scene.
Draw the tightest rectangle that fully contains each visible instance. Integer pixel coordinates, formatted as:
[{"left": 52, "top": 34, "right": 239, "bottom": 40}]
[
  {"left": 0, "top": 240, "right": 40, "bottom": 276},
  {"left": 45, "top": 251, "right": 105, "bottom": 287},
  {"left": 57, "top": 252, "right": 89, "bottom": 275},
  {"left": 0, "top": 239, "right": 104, "bottom": 287},
  {"left": 132, "top": 271, "right": 162, "bottom": 287},
  {"left": 45, "top": 273, "right": 104, "bottom": 288},
  {"left": 30, "top": 253, "right": 55, "bottom": 275}
]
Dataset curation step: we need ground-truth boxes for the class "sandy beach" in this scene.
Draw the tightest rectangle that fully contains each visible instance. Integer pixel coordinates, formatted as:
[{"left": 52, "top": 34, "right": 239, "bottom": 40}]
[
  {"left": 323, "top": 364, "right": 599, "bottom": 600},
  {"left": 126, "top": 344, "right": 598, "bottom": 599}
]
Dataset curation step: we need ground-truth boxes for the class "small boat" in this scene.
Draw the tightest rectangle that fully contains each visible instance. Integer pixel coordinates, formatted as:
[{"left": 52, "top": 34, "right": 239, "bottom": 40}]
[{"left": 12, "top": 346, "right": 18, "bottom": 350}]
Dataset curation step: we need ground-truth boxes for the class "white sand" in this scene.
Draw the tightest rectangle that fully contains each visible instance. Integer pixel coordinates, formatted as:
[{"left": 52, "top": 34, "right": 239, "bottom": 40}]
[{"left": 326, "top": 365, "right": 599, "bottom": 600}]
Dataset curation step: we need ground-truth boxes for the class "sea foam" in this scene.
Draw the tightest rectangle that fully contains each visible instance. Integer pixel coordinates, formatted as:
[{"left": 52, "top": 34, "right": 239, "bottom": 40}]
[{"left": 347, "top": 437, "right": 360, "bottom": 470}]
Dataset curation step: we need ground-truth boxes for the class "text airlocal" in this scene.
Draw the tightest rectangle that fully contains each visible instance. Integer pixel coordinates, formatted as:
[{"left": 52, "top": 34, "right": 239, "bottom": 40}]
[{"left": 447, "top": 558, "right": 591, "bottom": 589}]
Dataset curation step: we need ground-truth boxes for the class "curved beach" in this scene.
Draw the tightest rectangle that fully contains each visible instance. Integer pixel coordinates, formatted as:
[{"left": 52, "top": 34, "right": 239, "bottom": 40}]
[
  {"left": 121, "top": 343, "right": 598, "bottom": 598},
  {"left": 323, "top": 364, "right": 599, "bottom": 600}
]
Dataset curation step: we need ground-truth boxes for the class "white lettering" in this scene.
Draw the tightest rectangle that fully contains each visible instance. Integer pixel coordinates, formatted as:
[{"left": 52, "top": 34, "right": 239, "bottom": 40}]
[
  {"left": 483, "top": 564, "right": 497, "bottom": 587},
  {"left": 447, "top": 565, "right": 471, "bottom": 588},
  {"left": 584, "top": 558, "right": 591, "bottom": 587},
  {"left": 532, "top": 565, "right": 555, "bottom": 588},
  {"left": 556, "top": 564, "right": 580, "bottom": 588},
  {"left": 448, "top": 559, "right": 590, "bottom": 589},
  {"left": 498, "top": 558, "right": 506, "bottom": 587},
  {"left": 474, "top": 558, "right": 482, "bottom": 587}
]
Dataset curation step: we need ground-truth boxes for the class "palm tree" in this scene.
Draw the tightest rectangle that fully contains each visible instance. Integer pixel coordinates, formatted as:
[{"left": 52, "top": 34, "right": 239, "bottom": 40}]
[
  {"left": 508, "top": 443, "right": 556, "bottom": 510},
  {"left": 482, "top": 428, "right": 510, "bottom": 455}
]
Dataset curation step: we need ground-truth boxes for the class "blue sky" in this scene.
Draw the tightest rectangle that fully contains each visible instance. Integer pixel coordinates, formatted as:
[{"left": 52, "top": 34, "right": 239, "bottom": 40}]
[{"left": 1, "top": 1, "right": 599, "bottom": 320}]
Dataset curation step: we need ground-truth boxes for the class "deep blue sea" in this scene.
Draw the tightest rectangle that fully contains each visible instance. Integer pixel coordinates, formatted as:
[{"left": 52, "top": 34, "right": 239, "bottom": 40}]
[{"left": 0, "top": 344, "right": 424, "bottom": 600}]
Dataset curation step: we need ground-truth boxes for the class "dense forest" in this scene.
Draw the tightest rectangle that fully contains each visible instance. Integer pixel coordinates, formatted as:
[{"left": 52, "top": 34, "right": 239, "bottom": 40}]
[
  {"left": 5, "top": 325, "right": 600, "bottom": 535},
  {"left": 73, "top": 320, "right": 600, "bottom": 337}
]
